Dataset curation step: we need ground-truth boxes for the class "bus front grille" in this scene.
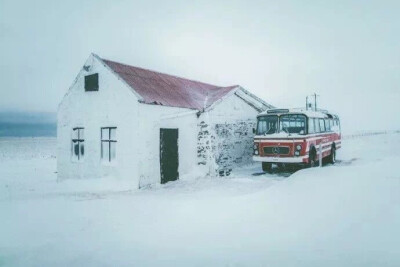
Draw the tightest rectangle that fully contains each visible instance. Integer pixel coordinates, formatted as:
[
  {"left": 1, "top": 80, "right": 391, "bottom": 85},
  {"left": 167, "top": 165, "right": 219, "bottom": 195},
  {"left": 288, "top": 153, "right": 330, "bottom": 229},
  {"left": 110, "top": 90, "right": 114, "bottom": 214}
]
[{"left": 263, "top": 146, "right": 290, "bottom": 155}]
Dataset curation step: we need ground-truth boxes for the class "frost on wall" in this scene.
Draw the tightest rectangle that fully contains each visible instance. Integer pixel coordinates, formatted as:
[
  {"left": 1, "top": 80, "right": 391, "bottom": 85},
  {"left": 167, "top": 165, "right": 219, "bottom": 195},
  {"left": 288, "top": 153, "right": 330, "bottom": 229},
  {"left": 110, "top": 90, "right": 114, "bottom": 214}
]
[
  {"left": 197, "top": 121, "right": 216, "bottom": 167},
  {"left": 197, "top": 120, "right": 256, "bottom": 176},
  {"left": 214, "top": 120, "right": 256, "bottom": 176}
]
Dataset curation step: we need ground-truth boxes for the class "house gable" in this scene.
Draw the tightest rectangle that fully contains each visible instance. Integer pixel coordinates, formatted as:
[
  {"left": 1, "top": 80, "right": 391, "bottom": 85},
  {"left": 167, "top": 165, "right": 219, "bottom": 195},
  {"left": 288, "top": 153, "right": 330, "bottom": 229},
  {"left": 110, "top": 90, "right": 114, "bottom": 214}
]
[
  {"left": 57, "top": 54, "right": 142, "bottom": 182},
  {"left": 59, "top": 54, "right": 142, "bottom": 111},
  {"left": 202, "top": 87, "right": 274, "bottom": 117}
]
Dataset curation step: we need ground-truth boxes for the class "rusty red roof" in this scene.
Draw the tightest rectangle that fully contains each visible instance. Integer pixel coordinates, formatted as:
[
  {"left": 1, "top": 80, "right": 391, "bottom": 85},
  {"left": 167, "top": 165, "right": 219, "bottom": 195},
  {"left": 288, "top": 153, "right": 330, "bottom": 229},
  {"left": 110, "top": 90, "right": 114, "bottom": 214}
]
[{"left": 101, "top": 58, "right": 239, "bottom": 110}]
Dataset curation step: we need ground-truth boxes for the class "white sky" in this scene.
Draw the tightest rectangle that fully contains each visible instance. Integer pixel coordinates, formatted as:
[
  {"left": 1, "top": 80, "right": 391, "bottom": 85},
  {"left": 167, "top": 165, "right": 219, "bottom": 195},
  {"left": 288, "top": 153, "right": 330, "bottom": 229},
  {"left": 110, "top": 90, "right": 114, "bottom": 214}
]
[{"left": 0, "top": 0, "right": 399, "bottom": 132}]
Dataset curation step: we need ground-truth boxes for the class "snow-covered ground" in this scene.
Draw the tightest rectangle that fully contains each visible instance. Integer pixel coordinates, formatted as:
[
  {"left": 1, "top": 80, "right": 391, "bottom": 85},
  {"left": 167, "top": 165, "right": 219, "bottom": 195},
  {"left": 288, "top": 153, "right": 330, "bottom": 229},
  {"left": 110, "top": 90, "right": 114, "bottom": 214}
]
[{"left": 1, "top": 133, "right": 399, "bottom": 266}]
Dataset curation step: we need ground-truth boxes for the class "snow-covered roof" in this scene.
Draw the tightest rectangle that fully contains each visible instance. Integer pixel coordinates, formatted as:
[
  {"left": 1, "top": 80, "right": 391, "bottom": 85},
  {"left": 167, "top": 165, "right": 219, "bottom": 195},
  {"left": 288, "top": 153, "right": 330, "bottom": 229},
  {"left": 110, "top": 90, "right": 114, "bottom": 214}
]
[
  {"left": 95, "top": 55, "right": 255, "bottom": 111},
  {"left": 258, "top": 108, "right": 339, "bottom": 119}
]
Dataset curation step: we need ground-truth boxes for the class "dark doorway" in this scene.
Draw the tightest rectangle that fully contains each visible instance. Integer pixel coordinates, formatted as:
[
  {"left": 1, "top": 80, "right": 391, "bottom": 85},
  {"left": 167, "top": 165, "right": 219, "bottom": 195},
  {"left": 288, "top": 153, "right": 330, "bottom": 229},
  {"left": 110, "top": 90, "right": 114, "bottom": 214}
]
[{"left": 160, "top": 128, "right": 179, "bottom": 184}]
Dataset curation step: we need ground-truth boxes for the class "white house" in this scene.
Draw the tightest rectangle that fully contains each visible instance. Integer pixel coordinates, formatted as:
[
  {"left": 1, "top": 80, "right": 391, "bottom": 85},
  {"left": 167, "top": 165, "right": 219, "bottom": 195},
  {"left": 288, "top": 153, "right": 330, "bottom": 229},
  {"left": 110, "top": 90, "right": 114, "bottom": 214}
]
[{"left": 57, "top": 53, "right": 273, "bottom": 187}]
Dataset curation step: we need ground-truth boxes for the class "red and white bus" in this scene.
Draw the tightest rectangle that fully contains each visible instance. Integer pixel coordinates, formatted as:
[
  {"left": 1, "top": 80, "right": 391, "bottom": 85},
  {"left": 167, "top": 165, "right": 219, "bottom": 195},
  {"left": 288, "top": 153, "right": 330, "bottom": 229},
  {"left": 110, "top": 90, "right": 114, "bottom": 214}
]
[{"left": 253, "top": 108, "right": 341, "bottom": 171}]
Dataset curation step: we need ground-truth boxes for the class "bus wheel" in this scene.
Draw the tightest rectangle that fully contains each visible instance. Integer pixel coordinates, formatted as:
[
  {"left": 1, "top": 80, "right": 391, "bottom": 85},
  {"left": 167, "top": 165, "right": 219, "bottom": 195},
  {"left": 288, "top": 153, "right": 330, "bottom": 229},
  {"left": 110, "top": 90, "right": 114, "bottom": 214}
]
[
  {"left": 308, "top": 149, "right": 316, "bottom": 168},
  {"left": 328, "top": 146, "right": 336, "bottom": 164},
  {"left": 262, "top": 162, "right": 272, "bottom": 173}
]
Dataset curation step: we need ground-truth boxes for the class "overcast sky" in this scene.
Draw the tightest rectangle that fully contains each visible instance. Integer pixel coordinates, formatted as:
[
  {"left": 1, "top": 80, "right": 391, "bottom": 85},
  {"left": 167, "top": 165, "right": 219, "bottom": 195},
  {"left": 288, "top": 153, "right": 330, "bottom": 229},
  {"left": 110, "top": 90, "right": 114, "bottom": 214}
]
[{"left": 0, "top": 0, "right": 399, "bottom": 132}]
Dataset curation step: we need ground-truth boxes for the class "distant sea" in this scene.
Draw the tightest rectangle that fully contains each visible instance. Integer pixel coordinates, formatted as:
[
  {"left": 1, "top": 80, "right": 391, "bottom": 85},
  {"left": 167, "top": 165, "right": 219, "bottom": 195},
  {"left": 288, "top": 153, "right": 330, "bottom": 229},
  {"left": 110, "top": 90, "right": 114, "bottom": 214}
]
[
  {"left": 0, "top": 111, "right": 57, "bottom": 137},
  {"left": 0, "top": 122, "right": 56, "bottom": 137}
]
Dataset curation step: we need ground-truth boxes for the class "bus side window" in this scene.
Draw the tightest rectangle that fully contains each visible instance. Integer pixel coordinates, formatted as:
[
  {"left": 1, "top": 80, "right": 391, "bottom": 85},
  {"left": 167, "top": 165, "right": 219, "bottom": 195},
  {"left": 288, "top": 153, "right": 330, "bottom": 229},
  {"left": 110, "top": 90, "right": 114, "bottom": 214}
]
[
  {"left": 308, "top": 118, "right": 315, "bottom": 134},
  {"left": 314, "top": 118, "right": 320, "bottom": 133},
  {"left": 325, "top": 119, "right": 331, "bottom": 131},
  {"left": 319, "top": 119, "right": 326, "bottom": 132}
]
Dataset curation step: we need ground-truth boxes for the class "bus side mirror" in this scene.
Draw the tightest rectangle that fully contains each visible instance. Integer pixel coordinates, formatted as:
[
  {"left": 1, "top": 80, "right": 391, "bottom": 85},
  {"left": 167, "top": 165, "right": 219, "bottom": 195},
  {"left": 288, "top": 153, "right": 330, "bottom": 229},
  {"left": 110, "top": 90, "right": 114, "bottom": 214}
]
[{"left": 253, "top": 128, "right": 256, "bottom": 134}]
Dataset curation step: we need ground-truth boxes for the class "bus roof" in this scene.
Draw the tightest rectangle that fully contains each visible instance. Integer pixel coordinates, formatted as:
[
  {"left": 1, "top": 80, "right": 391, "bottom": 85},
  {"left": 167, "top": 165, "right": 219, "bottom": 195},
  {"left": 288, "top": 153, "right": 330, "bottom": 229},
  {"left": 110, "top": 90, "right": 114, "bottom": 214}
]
[{"left": 258, "top": 108, "right": 339, "bottom": 119}]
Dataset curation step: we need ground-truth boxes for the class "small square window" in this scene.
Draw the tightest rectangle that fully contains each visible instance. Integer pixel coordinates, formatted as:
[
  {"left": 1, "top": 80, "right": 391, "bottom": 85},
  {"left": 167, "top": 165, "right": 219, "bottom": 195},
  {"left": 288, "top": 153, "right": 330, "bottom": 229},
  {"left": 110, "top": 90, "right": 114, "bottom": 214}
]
[{"left": 85, "top": 73, "right": 99, "bottom": 91}]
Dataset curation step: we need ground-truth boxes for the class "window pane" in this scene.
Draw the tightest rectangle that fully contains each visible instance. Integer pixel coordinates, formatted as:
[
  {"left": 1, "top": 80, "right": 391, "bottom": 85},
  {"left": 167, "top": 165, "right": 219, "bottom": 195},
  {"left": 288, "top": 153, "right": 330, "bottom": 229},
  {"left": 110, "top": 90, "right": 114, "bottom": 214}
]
[
  {"left": 102, "top": 142, "right": 109, "bottom": 161},
  {"left": 72, "top": 129, "right": 79, "bottom": 139},
  {"left": 80, "top": 142, "right": 85, "bottom": 157},
  {"left": 85, "top": 73, "right": 99, "bottom": 91},
  {"left": 314, "top": 118, "right": 320, "bottom": 133},
  {"left": 110, "top": 128, "right": 116, "bottom": 141},
  {"left": 279, "top": 115, "right": 306, "bottom": 134},
  {"left": 72, "top": 141, "right": 79, "bottom": 161},
  {"left": 308, "top": 118, "right": 314, "bottom": 133},
  {"left": 319, "top": 119, "right": 325, "bottom": 132},
  {"left": 79, "top": 129, "right": 84, "bottom": 139},
  {"left": 257, "top": 116, "right": 278, "bottom": 135},
  {"left": 110, "top": 142, "right": 116, "bottom": 161},
  {"left": 102, "top": 128, "right": 109, "bottom": 140},
  {"left": 325, "top": 119, "right": 330, "bottom": 131}
]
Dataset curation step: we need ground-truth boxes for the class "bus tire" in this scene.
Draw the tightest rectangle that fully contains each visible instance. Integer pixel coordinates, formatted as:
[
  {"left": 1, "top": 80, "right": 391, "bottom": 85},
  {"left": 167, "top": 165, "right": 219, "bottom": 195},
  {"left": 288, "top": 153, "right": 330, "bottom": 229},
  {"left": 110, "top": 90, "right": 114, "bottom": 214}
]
[
  {"left": 262, "top": 162, "right": 272, "bottom": 173},
  {"left": 308, "top": 149, "right": 316, "bottom": 168},
  {"left": 328, "top": 145, "right": 336, "bottom": 164}
]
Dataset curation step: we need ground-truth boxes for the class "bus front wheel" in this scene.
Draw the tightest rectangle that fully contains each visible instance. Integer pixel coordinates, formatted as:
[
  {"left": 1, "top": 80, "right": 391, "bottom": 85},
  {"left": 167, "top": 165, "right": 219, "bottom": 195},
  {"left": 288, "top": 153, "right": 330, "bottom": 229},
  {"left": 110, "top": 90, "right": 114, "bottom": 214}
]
[
  {"left": 308, "top": 149, "right": 316, "bottom": 168},
  {"left": 262, "top": 162, "right": 272, "bottom": 172},
  {"left": 328, "top": 146, "right": 336, "bottom": 164}
]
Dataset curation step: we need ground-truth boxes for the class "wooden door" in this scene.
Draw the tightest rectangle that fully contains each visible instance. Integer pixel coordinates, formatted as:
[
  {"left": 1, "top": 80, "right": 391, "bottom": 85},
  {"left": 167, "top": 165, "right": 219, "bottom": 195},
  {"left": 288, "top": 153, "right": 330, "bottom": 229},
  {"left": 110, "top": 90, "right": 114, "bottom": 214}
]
[{"left": 160, "top": 129, "right": 179, "bottom": 184}]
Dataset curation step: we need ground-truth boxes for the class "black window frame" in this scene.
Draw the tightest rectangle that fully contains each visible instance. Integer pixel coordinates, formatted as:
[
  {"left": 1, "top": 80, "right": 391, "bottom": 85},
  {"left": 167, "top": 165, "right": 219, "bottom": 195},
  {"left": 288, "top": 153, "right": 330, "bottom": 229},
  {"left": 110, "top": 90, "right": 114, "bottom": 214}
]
[
  {"left": 85, "top": 73, "right": 99, "bottom": 91},
  {"left": 101, "top": 127, "right": 117, "bottom": 162},
  {"left": 72, "top": 127, "right": 85, "bottom": 161}
]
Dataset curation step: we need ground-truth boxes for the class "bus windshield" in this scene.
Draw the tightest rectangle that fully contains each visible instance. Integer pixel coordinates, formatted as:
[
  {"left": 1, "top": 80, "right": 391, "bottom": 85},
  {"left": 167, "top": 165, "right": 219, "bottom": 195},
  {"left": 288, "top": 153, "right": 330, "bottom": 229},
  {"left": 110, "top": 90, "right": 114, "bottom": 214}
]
[
  {"left": 279, "top": 114, "right": 307, "bottom": 135},
  {"left": 257, "top": 115, "right": 278, "bottom": 135}
]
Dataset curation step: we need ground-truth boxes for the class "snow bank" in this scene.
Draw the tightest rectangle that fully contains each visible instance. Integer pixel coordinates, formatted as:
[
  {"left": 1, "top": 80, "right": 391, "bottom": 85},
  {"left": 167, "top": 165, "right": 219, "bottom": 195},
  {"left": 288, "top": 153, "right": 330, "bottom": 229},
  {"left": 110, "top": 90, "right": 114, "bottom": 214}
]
[{"left": 0, "top": 133, "right": 399, "bottom": 266}]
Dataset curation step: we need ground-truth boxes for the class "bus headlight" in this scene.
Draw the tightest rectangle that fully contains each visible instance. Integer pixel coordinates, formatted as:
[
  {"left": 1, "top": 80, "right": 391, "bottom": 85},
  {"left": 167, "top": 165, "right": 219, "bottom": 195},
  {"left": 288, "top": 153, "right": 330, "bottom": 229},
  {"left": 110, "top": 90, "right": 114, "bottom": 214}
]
[
  {"left": 295, "top": 151, "right": 300, "bottom": 156},
  {"left": 296, "top": 145, "right": 302, "bottom": 151},
  {"left": 253, "top": 143, "right": 259, "bottom": 155}
]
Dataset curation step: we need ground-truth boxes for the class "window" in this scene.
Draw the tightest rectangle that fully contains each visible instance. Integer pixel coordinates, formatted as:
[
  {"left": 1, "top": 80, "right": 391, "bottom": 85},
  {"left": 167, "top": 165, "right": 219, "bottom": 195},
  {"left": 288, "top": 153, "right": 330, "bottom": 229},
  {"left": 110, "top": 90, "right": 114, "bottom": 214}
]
[
  {"left": 325, "top": 119, "right": 331, "bottom": 131},
  {"left": 72, "top": 128, "right": 84, "bottom": 161},
  {"left": 336, "top": 119, "right": 341, "bottom": 131},
  {"left": 85, "top": 73, "right": 99, "bottom": 91},
  {"left": 314, "top": 118, "right": 320, "bottom": 133},
  {"left": 257, "top": 115, "right": 278, "bottom": 135},
  {"left": 279, "top": 114, "right": 306, "bottom": 135},
  {"left": 101, "top": 127, "right": 117, "bottom": 162},
  {"left": 308, "top": 118, "right": 315, "bottom": 134},
  {"left": 319, "top": 119, "right": 326, "bottom": 132}
]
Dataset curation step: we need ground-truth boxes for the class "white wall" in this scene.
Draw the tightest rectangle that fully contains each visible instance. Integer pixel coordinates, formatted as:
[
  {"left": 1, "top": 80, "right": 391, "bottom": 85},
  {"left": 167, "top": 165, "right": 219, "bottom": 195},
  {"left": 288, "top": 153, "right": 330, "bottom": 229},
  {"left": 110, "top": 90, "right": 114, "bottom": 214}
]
[
  {"left": 136, "top": 105, "right": 198, "bottom": 187},
  {"left": 57, "top": 55, "right": 140, "bottom": 184},
  {"left": 206, "top": 91, "right": 260, "bottom": 123},
  {"left": 198, "top": 92, "right": 260, "bottom": 175}
]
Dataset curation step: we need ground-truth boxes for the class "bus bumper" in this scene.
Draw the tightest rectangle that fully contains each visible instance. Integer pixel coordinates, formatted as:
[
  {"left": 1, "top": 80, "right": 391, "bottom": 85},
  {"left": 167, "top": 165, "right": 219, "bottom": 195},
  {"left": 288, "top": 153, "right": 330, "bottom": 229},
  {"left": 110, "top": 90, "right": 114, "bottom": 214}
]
[{"left": 253, "top": 155, "right": 308, "bottom": 163}]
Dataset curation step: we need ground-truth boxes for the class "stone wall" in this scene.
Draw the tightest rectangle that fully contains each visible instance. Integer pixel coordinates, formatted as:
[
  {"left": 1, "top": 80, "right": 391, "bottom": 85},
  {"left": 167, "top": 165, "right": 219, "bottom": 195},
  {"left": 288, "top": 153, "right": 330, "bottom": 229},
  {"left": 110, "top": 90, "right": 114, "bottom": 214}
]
[
  {"left": 214, "top": 120, "right": 256, "bottom": 176},
  {"left": 197, "top": 119, "right": 256, "bottom": 176}
]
